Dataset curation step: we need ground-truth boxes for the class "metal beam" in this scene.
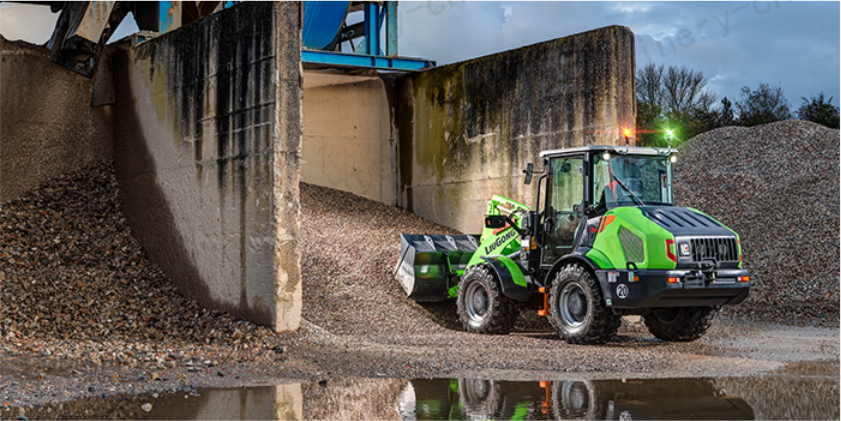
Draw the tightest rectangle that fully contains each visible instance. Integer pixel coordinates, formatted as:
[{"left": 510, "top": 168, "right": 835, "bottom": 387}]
[
  {"left": 301, "top": 50, "right": 434, "bottom": 72},
  {"left": 385, "top": 1, "right": 397, "bottom": 57},
  {"left": 363, "top": 2, "right": 379, "bottom": 56}
]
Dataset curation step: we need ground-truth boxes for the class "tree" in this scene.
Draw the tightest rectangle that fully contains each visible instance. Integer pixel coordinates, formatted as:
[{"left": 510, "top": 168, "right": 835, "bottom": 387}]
[
  {"left": 637, "top": 63, "right": 665, "bottom": 111},
  {"left": 718, "top": 97, "right": 735, "bottom": 127},
  {"left": 734, "top": 82, "right": 792, "bottom": 126},
  {"left": 796, "top": 92, "right": 840, "bottom": 129},
  {"left": 662, "top": 65, "right": 716, "bottom": 116},
  {"left": 635, "top": 63, "right": 718, "bottom": 146},
  {"left": 635, "top": 63, "right": 665, "bottom": 146}
]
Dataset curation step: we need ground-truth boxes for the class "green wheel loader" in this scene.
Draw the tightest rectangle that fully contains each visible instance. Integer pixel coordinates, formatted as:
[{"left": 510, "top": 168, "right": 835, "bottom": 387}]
[{"left": 395, "top": 145, "right": 750, "bottom": 344}]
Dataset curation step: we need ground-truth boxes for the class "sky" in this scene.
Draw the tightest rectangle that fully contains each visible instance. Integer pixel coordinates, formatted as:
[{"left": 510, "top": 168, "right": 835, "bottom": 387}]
[
  {"left": 1, "top": 1, "right": 838, "bottom": 109},
  {"left": 395, "top": 1, "right": 840, "bottom": 108}
]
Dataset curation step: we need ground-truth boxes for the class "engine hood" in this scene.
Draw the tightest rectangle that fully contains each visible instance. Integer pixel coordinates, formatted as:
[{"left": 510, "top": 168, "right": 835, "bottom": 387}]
[{"left": 640, "top": 207, "right": 735, "bottom": 238}]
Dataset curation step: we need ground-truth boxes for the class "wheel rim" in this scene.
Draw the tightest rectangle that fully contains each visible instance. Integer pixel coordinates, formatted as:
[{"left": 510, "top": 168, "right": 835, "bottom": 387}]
[
  {"left": 465, "top": 281, "right": 489, "bottom": 324},
  {"left": 462, "top": 379, "right": 491, "bottom": 401},
  {"left": 560, "top": 282, "right": 588, "bottom": 328}
]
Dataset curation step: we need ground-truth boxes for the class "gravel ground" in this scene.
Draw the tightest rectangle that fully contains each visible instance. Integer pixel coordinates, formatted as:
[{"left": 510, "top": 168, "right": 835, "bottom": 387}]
[
  {"left": 674, "top": 120, "right": 840, "bottom": 326},
  {"left": 1, "top": 120, "right": 838, "bottom": 409}
]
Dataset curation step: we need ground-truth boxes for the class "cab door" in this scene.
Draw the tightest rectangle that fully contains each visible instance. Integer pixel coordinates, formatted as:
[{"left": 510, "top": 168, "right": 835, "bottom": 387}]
[{"left": 542, "top": 155, "right": 585, "bottom": 264}]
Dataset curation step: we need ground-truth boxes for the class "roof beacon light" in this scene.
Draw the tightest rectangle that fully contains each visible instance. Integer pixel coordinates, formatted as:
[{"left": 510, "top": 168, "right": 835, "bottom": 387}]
[{"left": 622, "top": 128, "right": 633, "bottom": 146}]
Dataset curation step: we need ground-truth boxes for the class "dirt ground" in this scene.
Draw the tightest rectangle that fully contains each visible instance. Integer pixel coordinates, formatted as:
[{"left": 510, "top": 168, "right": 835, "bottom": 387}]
[{"left": 1, "top": 312, "right": 837, "bottom": 408}]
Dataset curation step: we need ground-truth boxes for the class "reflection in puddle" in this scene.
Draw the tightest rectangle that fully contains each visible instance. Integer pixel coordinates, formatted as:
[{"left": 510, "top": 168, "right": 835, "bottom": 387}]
[
  {"left": 397, "top": 378, "right": 755, "bottom": 420},
  {"left": 3, "top": 376, "right": 838, "bottom": 420}
]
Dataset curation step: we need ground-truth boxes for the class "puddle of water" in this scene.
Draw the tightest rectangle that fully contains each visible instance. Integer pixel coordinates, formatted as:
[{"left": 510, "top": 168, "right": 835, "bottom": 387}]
[{"left": 3, "top": 375, "right": 838, "bottom": 420}]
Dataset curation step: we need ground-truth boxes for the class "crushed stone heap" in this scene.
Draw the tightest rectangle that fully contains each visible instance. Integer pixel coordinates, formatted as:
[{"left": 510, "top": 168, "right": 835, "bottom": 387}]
[
  {"left": 674, "top": 120, "right": 840, "bottom": 323},
  {"left": 0, "top": 161, "right": 457, "bottom": 345},
  {"left": 299, "top": 182, "right": 459, "bottom": 335},
  {"left": 0, "top": 162, "right": 271, "bottom": 344}
]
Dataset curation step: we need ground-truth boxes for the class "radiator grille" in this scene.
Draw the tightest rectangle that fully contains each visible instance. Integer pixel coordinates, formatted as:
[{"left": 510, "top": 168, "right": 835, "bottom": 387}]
[
  {"left": 619, "top": 227, "right": 645, "bottom": 263},
  {"left": 690, "top": 237, "right": 738, "bottom": 262}
]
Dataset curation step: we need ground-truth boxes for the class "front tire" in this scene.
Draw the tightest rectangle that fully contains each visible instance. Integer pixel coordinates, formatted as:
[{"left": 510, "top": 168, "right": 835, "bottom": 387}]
[
  {"left": 549, "top": 264, "right": 620, "bottom": 345},
  {"left": 458, "top": 378, "right": 499, "bottom": 419},
  {"left": 457, "top": 265, "right": 521, "bottom": 334},
  {"left": 643, "top": 306, "right": 717, "bottom": 342}
]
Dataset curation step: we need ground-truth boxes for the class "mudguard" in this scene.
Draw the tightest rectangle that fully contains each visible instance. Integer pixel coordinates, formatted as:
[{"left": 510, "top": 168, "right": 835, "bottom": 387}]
[{"left": 480, "top": 256, "right": 530, "bottom": 302}]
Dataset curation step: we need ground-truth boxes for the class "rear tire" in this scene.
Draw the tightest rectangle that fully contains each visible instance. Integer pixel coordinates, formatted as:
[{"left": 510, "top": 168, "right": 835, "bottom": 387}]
[
  {"left": 457, "top": 265, "right": 521, "bottom": 334},
  {"left": 549, "top": 264, "right": 620, "bottom": 345},
  {"left": 551, "top": 380, "right": 601, "bottom": 420},
  {"left": 643, "top": 306, "right": 717, "bottom": 342}
]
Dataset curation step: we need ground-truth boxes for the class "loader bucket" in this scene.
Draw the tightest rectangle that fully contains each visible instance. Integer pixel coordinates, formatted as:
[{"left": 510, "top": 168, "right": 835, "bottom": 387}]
[{"left": 394, "top": 234, "right": 480, "bottom": 302}]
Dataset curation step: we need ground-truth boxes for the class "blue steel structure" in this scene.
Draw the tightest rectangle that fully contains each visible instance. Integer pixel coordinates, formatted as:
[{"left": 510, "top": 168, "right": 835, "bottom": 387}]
[
  {"left": 300, "top": 1, "right": 434, "bottom": 72},
  {"left": 300, "top": 50, "right": 432, "bottom": 71},
  {"left": 159, "top": 1, "right": 433, "bottom": 71}
]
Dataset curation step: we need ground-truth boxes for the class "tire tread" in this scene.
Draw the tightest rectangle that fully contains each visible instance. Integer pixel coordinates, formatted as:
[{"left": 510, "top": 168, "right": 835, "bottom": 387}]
[
  {"left": 548, "top": 264, "right": 620, "bottom": 345},
  {"left": 457, "top": 265, "right": 521, "bottom": 334},
  {"left": 643, "top": 306, "right": 717, "bottom": 341}
]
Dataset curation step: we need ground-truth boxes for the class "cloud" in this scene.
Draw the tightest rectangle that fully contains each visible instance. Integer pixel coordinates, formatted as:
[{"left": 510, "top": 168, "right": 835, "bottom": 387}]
[
  {"left": 607, "top": 2, "right": 653, "bottom": 15},
  {"left": 625, "top": 1, "right": 839, "bottom": 105},
  {"left": 399, "top": 2, "right": 611, "bottom": 64},
  {"left": 396, "top": 1, "right": 838, "bottom": 105}
]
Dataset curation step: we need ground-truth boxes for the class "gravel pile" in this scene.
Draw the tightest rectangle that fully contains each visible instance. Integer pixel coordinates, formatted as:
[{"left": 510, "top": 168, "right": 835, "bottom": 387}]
[
  {"left": 0, "top": 162, "right": 273, "bottom": 362},
  {"left": 299, "top": 182, "right": 460, "bottom": 336},
  {"left": 674, "top": 120, "right": 840, "bottom": 324}
]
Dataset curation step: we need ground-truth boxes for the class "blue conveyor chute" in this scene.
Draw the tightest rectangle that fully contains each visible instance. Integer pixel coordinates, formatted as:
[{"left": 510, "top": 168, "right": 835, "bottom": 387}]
[{"left": 302, "top": 1, "right": 352, "bottom": 51}]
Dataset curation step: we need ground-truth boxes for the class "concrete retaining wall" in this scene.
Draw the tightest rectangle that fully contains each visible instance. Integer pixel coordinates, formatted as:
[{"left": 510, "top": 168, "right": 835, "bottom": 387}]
[
  {"left": 302, "top": 72, "right": 395, "bottom": 205},
  {"left": 110, "top": 2, "right": 302, "bottom": 330},
  {"left": 0, "top": 35, "right": 113, "bottom": 203},
  {"left": 397, "top": 26, "right": 635, "bottom": 234}
]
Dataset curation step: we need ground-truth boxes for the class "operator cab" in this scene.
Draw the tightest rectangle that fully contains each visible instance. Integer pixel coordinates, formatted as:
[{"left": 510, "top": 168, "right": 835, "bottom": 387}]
[
  {"left": 591, "top": 149, "right": 676, "bottom": 212},
  {"left": 534, "top": 146, "right": 678, "bottom": 265}
]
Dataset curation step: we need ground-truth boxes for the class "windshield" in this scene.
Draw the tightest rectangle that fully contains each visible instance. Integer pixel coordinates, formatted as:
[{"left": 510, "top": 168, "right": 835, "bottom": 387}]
[{"left": 593, "top": 154, "right": 673, "bottom": 209}]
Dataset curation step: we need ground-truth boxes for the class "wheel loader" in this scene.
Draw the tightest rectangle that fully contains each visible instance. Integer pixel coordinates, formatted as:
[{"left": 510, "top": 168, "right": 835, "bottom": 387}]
[{"left": 395, "top": 145, "right": 750, "bottom": 344}]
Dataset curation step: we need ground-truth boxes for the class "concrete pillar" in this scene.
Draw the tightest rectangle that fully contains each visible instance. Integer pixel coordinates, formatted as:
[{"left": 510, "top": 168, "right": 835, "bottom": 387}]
[{"left": 111, "top": 2, "right": 302, "bottom": 330}]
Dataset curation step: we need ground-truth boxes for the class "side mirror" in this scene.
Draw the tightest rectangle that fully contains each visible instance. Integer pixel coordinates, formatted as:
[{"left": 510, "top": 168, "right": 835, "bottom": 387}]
[
  {"left": 523, "top": 163, "right": 534, "bottom": 185},
  {"left": 484, "top": 215, "right": 507, "bottom": 229}
]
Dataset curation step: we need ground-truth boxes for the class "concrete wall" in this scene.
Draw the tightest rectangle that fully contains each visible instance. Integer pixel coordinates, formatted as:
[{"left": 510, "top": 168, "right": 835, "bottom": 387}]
[
  {"left": 111, "top": 2, "right": 302, "bottom": 330},
  {"left": 301, "top": 71, "right": 396, "bottom": 205},
  {"left": 397, "top": 26, "right": 635, "bottom": 234},
  {"left": 0, "top": 35, "right": 113, "bottom": 203}
]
